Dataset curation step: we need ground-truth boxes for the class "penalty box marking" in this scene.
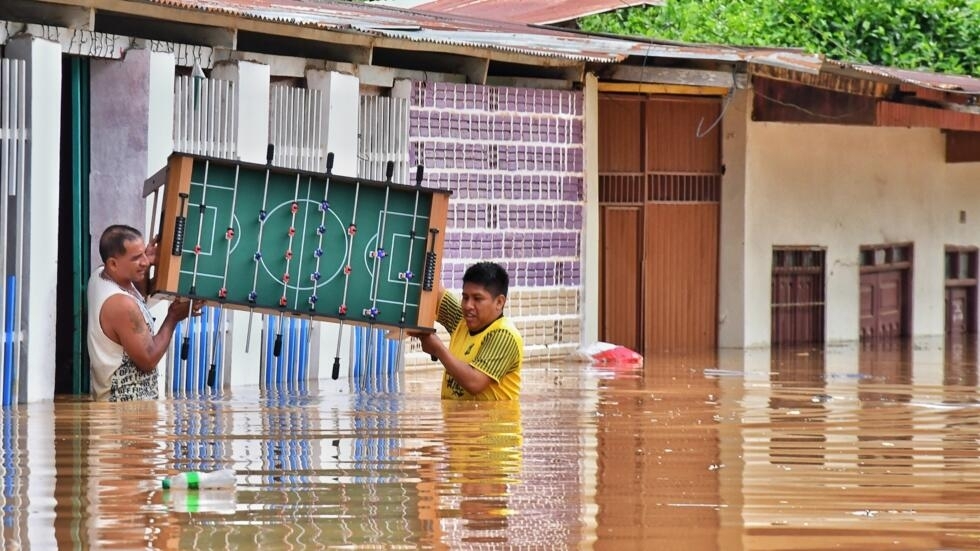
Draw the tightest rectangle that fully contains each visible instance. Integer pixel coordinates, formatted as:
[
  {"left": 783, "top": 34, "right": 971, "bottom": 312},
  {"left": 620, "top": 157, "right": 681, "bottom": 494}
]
[{"left": 361, "top": 210, "right": 431, "bottom": 283}]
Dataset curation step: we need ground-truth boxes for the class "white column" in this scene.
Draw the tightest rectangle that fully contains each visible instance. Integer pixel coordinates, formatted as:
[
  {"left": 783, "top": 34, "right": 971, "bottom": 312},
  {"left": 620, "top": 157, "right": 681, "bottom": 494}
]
[
  {"left": 581, "top": 72, "right": 600, "bottom": 345},
  {"left": 211, "top": 60, "right": 271, "bottom": 386},
  {"left": 213, "top": 60, "right": 270, "bottom": 163},
  {"left": 307, "top": 69, "right": 360, "bottom": 384},
  {"left": 306, "top": 69, "right": 359, "bottom": 175},
  {"left": 6, "top": 35, "right": 61, "bottom": 403},
  {"left": 718, "top": 89, "right": 750, "bottom": 348},
  {"left": 147, "top": 54, "right": 176, "bottom": 189}
]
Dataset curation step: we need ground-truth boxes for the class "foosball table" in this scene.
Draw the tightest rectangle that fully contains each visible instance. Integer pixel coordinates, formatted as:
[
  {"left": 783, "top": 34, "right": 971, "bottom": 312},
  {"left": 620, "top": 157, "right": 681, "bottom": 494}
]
[{"left": 143, "top": 147, "right": 450, "bottom": 378}]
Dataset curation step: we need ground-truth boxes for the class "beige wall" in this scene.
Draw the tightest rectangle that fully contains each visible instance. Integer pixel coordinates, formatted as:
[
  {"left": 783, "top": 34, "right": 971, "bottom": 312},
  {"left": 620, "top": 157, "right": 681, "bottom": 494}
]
[{"left": 719, "top": 90, "right": 980, "bottom": 347}]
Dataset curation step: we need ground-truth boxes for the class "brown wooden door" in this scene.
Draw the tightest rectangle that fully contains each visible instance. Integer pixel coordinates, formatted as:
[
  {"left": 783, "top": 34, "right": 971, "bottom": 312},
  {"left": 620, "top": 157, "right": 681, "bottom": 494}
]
[
  {"left": 598, "top": 94, "right": 721, "bottom": 355},
  {"left": 772, "top": 273, "right": 824, "bottom": 345},
  {"left": 860, "top": 270, "right": 905, "bottom": 338},
  {"left": 771, "top": 249, "right": 825, "bottom": 345},
  {"left": 600, "top": 206, "right": 642, "bottom": 351},
  {"left": 644, "top": 202, "right": 718, "bottom": 353}
]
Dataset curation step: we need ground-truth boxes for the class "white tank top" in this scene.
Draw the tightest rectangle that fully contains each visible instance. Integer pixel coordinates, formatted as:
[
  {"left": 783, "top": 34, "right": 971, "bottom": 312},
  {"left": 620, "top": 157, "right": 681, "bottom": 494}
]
[{"left": 86, "top": 267, "right": 155, "bottom": 400}]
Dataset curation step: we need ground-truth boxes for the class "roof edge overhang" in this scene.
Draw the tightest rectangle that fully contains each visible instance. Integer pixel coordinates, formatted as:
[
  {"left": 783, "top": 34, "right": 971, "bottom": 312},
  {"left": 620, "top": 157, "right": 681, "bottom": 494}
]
[{"left": 15, "top": 0, "right": 618, "bottom": 69}]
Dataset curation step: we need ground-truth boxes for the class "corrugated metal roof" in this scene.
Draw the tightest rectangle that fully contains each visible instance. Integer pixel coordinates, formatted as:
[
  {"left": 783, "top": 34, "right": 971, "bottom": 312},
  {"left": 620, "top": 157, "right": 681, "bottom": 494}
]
[
  {"left": 140, "top": 0, "right": 825, "bottom": 72},
  {"left": 143, "top": 0, "right": 639, "bottom": 62},
  {"left": 129, "top": 0, "right": 980, "bottom": 96},
  {"left": 828, "top": 61, "right": 980, "bottom": 95},
  {"left": 375, "top": 0, "right": 664, "bottom": 26}
]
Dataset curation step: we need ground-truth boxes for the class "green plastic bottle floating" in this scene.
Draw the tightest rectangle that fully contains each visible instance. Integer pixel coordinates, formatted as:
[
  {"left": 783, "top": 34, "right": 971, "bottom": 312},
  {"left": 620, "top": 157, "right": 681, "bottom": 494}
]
[{"left": 162, "top": 468, "right": 236, "bottom": 490}]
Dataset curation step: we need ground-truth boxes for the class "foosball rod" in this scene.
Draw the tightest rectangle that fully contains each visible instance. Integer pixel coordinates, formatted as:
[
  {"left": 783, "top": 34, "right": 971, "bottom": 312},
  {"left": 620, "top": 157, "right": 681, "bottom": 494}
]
[
  {"left": 246, "top": 144, "right": 275, "bottom": 354},
  {"left": 371, "top": 161, "right": 396, "bottom": 392},
  {"left": 274, "top": 173, "right": 302, "bottom": 358},
  {"left": 333, "top": 168, "right": 362, "bottom": 381},
  {"left": 211, "top": 164, "right": 240, "bottom": 389},
  {"left": 182, "top": 160, "right": 212, "bottom": 362},
  {"left": 307, "top": 153, "right": 335, "bottom": 371},
  {"left": 397, "top": 165, "right": 426, "bottom": 365}
]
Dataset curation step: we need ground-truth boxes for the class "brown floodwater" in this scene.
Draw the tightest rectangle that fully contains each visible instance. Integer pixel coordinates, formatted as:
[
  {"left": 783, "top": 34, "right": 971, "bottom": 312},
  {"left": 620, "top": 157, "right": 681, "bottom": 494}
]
[{"left": 3, "top": 337, "right": 980, "bottom": 549}]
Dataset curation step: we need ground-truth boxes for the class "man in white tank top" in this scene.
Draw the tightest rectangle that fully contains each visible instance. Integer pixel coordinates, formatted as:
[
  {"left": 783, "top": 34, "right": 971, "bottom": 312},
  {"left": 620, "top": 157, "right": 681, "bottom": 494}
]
[{"left": 87, "top": 225, "right": 197, "bottom": 401}]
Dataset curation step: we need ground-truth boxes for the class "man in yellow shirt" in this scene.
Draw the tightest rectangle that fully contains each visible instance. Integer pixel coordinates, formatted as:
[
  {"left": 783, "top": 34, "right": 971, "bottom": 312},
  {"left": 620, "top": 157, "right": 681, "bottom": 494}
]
[{"left": 414, "top": 262, "right": 523, "bottom": 400}]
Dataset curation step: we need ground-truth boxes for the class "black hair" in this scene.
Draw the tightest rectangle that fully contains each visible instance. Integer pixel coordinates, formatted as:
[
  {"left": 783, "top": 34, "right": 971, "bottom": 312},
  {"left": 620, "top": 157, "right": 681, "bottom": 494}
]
[
  {"left": 462, "top": 261, "right": 509, "bottom": 298},
  {"left": 99, "top": 224, "right": 143, "bottom": 263}
]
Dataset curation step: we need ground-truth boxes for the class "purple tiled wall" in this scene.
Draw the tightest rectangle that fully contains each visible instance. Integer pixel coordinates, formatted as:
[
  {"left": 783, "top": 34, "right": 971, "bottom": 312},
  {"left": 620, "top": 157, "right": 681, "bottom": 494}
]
[{"left": 409, "top": 81, "right": 585, "bottom": 290}]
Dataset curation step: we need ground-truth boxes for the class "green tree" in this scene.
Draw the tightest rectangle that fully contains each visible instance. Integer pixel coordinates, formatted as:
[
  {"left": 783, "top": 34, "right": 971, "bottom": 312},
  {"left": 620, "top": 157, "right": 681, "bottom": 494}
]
[{"left": 579, "top": 0, "right": 980, "bottom": 76}]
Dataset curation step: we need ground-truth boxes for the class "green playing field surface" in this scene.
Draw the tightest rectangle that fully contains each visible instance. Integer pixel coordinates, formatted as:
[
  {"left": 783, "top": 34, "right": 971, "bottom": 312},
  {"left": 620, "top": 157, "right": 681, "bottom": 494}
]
[{"left": 169, "top": 157, "right": 446, "bottom": 331}]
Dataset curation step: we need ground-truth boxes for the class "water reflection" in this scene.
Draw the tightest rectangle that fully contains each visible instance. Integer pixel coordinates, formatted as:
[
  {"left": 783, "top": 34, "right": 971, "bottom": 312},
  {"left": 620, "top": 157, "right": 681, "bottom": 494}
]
[
  {"left": 594, "top": 353, "right": 721, "bottom": 550},
  {"left": 5, "top": 337, "right": 980, "bottom": 547},
  {"left": 420, "top": 400, "right": 522, "bottom": 546},
  {"left": 769, "top": 346, "right": 827, "bottom": 467}
]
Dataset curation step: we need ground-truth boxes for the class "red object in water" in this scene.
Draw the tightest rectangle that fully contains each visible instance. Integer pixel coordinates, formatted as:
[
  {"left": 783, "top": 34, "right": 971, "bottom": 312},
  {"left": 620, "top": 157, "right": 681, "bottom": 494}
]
[{"left": 590, "top": 346, "right": 643, "bottom": 364}]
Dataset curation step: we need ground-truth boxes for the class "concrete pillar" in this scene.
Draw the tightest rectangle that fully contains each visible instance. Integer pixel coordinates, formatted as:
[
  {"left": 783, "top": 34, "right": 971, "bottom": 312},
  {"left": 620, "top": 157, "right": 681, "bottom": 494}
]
[
  {"left": 307, "top": 69, "right": 360, "bottom": 384},
  {"left": 306, "top": 69, "right": 359, "bottom": 175},
  {"left": 211, "top": 60, "right": 271, "bottom": 386},
  {"left": 213, "top": 60, "right": 270, "bottom": 163},
  {"left": 90, "top": 48, "right": 175, "bottom": 266},
  {"left": 718, "top": 90, "right": 750, "bottom": 348},
  {"left": 6, "top": 35, "right": 62, "bottom": 403},
  {"left": 581, "top": 72, "right": 600, "bottom": 346}
]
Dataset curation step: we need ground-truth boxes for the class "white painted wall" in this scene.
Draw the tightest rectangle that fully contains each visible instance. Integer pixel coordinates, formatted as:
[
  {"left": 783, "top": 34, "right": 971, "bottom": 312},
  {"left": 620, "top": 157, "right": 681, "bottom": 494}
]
[
  {"left": 6, "top": 35, "right": 61, "bottom": 403},
  {"left": 728, "top": 108, "right": 980, "bottom": 348}
]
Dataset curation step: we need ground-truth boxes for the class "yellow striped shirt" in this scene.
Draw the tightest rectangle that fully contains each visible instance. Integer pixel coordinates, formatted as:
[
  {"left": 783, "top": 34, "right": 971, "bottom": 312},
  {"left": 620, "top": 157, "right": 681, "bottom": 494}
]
[{"left": 437, "top": 292, "right": 523, "bottom": 400}]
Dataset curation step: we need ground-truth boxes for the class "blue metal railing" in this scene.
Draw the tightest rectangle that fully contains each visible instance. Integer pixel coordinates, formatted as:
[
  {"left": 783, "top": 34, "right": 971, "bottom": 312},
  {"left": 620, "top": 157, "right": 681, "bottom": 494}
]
[
  {"left": 170, "top": 308, "right": 411, "bottom": 394},
  {"left": 2, "top": 276, "right": 15, "bottom": 407},
  {"left": 352, "top": 326, "right": 401, "bottom": 393},
  {"left": 263, "top": 314, "right": 311, "bottom": 392},
  {"left": 171, "top": 305, "right": 224, "bottom": 397}
]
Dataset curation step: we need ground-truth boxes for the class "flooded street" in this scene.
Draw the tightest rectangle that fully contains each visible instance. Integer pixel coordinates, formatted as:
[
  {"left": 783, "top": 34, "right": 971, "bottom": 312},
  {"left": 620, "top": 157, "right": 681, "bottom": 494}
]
[{"left": 3, "top": 338, "right": 980, "bottom": 549}]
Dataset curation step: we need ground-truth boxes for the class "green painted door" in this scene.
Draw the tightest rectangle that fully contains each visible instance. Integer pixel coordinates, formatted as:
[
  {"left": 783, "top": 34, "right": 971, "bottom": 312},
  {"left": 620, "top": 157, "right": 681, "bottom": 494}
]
[{"left": 56, "top": 56, "right": 90, "bottom": 394}]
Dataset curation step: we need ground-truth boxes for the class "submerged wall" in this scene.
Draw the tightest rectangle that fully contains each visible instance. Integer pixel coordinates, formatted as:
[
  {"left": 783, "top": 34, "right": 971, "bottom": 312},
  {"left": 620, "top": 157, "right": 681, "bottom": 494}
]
[
  {"left": 721, "top": 95, "right": 980, "bottom": 347},
  {"left": 408, "top": 81, "right": 586, "bottom": 360}
]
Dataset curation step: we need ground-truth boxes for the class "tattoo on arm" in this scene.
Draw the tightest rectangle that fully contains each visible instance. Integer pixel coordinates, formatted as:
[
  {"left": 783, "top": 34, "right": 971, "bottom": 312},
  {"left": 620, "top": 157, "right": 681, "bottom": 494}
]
[{"left": 128, "top": 307, "right": 147, "bottom": 335}]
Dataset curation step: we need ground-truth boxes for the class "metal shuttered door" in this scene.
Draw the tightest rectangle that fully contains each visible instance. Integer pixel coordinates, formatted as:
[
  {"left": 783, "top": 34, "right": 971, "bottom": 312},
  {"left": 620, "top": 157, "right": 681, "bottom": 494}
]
[{"left": 599, "top": 95, "right": 721, "bottom": 354}]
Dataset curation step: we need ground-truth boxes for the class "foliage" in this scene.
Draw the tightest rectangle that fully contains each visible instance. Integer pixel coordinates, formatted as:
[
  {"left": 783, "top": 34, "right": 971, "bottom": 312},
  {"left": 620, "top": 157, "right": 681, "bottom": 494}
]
[{"left": 578, "top": 0, "right": 980, "bottom": 76}]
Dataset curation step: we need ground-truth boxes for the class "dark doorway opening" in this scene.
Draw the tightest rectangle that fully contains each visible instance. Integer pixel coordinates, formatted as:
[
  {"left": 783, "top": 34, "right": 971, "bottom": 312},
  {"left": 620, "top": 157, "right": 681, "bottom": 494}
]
[{"left": 55, "top": 56, "right": 90, "bottom": 395}]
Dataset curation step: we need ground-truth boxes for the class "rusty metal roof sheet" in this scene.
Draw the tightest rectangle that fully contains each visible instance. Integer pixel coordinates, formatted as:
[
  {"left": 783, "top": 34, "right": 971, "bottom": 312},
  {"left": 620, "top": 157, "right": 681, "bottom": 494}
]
[
  {"left": 131, "top": 1, "right": 980, "bottom": 96},
  {"left": 376, "top": 0, "right": 664, "bottom": 26},
  {"left": 142, "top": 0, "right": 640, "bottom": 62},
  {"left": 825, "top": 60, "right": 980, "bottom": 94},
  {"left": 140, "top": 0, "right": 825, "bottom": 71}
]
